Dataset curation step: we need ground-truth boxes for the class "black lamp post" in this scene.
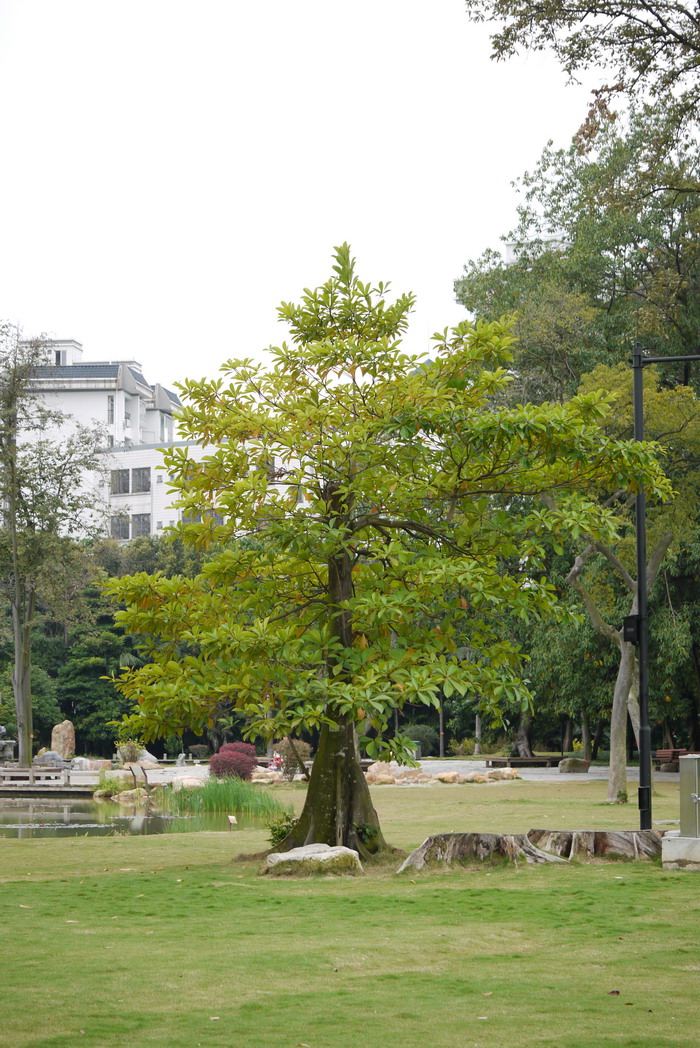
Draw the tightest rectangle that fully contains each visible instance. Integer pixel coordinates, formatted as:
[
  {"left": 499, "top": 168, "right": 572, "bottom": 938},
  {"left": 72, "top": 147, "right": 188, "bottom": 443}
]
[{"left": 630, "top": 345, "right": 700, "bottom": 830}]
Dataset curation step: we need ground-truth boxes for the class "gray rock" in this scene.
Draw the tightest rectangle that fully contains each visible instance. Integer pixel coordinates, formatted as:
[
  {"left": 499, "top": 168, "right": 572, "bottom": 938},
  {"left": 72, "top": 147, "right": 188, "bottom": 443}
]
[
  {"left": 33, "top": 750, "right": 68, "bottom": 767},
  {"left": 266, "top": 843, "right": 363, "bottom": 875},
  {"left": 558, "top": 757, "right": 590, "bottom": 773}
]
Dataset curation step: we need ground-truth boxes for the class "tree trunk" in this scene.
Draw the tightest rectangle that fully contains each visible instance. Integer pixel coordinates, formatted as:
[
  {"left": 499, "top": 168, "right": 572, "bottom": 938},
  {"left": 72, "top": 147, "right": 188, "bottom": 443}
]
[
  {"left": 627, "top": 656, "right": 641, "bottom": 748},
  {"left": 561, "top": 716, "right": 573, "bottom": 754},
  {"left": 515, "top": 711, "right": 534, "bottom": 758},
  {"left": 12, "top": 596, "right": 34, "bottom": 766},
  {"left": 662, "top": 717, "right": 674, "bottom": 749},
  {"left": 607, "top": 639, "right": 636, "bottom": 803},
  {"left": 274, "top": 719, "right": 389, "bottom": 856},
  {"left": 275, "top": 540, "right": 391, "bottom": 856},
  {"left": 591, "top": 719, "right": 604, "bottom": 761},
  {"left": 474, "top": 712, "right": 482, "bottom": 755},
  {"left": 581, "top": 712, "right": 592, "bottom": 762},
  {"left": 438, "top": 695, "right": 445, "bottom": 758},
  {"left": 398, "top": 832, "right": 567, "bottom": 872}
]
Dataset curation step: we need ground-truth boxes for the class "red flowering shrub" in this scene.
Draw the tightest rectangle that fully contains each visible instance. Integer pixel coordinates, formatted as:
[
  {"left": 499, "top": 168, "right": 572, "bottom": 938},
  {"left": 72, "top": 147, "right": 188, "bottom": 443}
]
[{"left": 210, "top": 741, "right": 258, "bottom": 780}]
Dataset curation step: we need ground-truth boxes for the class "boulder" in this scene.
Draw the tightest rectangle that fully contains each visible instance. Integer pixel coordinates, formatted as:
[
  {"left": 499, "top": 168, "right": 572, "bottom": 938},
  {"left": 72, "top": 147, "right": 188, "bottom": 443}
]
[
  {"left": 558, "top": 758, "right": 590, "bottom": 773},
  {"left": 394, "top": 767, "right": 423, "bottom": 781},
  {"left": 51, "top": 720, "right": 75, "bottom": 759},
  {"left": 660, "top": 761, "right": 679, "bottom": 773},
  {"left": 415, "top": 773, "right": 433, "bottom": 783},
  {"left": 373, "top": 774, "right": 396, "bottom": 785},
  {"left": 463, "top": 772, "right": 489, "bottom": 783},
  {"left": 484, "top": 768, "right": 520, "bottom": 781},
  {"left": 116, "top": 788, "right": 149, "bottom": 805},
  {"left": 72, "top": 757, "right": 112, "bottom": 771},
  {"left": 32, "top": 750, "right": 68, "bottom": 767},
  {"left": 118, "top": 746, "right": 160, "bottom": 764},
  {"left": 172, "top": 776, "right": 205, "bottom": 791},
  {"left": 266, "top": 843, "right": 363, "bottom": 876},
  {"left": 137, "top": 760, "right": 161, "bottom": 771},
  {"left": 435, "top": 771, "right": 460, "bottom": 783}
]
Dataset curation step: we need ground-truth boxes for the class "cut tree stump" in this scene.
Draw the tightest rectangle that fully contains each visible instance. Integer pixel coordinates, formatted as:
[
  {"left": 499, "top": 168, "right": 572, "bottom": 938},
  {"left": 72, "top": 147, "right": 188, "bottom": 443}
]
[
  {"left": 397, "top": 832, "right": 568, "bottom": 873},
  {"left": 526, "top": 829, "right": 661, "bottom": 860}
]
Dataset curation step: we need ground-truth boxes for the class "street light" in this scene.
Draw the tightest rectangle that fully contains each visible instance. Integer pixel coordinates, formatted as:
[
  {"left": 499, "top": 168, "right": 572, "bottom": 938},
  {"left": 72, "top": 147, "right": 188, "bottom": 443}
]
[{"left": 630, "top": 345, "right": 700, "bottom": 830}]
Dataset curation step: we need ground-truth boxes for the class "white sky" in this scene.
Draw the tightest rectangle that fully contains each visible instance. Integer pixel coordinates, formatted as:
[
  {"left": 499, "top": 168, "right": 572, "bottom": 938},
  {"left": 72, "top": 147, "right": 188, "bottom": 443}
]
[{"left": 0, "top": 0, "right": 597, "bottom": 392}]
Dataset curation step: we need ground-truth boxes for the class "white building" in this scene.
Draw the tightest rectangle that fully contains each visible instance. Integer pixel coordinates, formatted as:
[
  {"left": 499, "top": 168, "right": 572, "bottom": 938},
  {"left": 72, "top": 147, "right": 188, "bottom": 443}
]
[{"left": 28, "top": 338, "right": 206, "bottom": 541}]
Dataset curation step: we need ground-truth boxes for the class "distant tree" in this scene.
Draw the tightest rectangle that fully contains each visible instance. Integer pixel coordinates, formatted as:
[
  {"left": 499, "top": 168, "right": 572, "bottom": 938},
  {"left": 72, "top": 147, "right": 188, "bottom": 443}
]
[
  {"left": 0, "top": 324, "right": 105, "bottom": 763},
  {"left": 456, "top": 106, "right": 700, "bottom": 399}
]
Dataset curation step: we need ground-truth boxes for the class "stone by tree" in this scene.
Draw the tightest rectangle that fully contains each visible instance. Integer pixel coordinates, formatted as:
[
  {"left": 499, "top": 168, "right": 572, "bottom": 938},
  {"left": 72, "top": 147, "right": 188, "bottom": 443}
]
[{"left": 107, "top": 246, "right": 667, "bottom": 854}]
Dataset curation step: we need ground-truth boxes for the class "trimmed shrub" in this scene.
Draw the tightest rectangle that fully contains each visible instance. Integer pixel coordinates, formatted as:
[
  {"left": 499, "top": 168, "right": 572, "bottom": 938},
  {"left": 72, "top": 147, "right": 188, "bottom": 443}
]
[
  {"left": 118, "top": 739, "right": 143, "bottom": 764},
  {"left": 404, "top": 723, "right": 439, "bottom": 757},
  {"left": 210, "top": 741, "right": 258, "bottom": 780},
  {"left": 274, "top": 737, "right": 312, "bottom": 780},
  {"left": 188, "top": 744, "right": 210, "bottom": 760},
  {"left": 448, "top": 737, "right": 475, "bottom": 756}
]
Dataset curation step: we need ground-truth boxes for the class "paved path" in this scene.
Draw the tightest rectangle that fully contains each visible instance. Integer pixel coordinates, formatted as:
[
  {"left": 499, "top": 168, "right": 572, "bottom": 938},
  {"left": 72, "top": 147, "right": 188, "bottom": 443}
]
[{"left": 419, "top": 758, "right": 680, "bottom": 784}]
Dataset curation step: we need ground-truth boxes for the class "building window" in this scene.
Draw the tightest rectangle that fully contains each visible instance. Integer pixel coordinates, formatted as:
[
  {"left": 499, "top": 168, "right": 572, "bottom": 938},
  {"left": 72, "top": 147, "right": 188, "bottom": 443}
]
[
  {"left": 107, "top": 435, "right": 114, "bottom": 448},
  {"left": 110, "top": 469, "right": 129, "bottom": 495},
  {"left": 156, "top": 474, "right": 163, "bottom": 484},
  {"left": 131, "top": 513, "right": 151, "bottom": 537},
  {"left": 107, "top": 395, "right": 115, "bottom": 424},
  {"left": 110, "top": 515, "right": 130, "bottom": 540},
  {"left": 131, "top": 467, "right": 151, "bottom": 493},
  {"left": 156, "top": 521, "right": 163, "bottom": 530}
]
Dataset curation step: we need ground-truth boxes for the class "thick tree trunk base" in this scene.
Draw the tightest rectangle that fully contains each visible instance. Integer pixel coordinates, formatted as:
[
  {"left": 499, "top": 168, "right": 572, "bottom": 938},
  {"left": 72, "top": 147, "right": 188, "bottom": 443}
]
[
  {"left": 398, "top": 832, "right": 567, "bottom": 872},
  {"left": 275, "top": 721, "right": 391, "bottom": 858},
  {"left": 527, "top": 828, "right": 661, "bottom": 860}
]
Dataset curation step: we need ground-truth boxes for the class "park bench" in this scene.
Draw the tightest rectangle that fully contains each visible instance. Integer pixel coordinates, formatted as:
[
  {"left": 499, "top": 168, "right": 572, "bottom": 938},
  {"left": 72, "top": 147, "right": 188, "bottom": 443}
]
[
  {"left": 652, "top": 748, "right": 689, "bottom": 766},
  {"left": 484, "top": 755, "right": 562, "bottom": 768}
]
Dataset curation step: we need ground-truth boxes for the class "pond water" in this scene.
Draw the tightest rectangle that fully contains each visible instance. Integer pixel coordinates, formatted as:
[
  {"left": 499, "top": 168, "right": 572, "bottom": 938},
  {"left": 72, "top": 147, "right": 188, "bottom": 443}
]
[{"left": 0, "top": 799, "right": 270, "bottom": 839}]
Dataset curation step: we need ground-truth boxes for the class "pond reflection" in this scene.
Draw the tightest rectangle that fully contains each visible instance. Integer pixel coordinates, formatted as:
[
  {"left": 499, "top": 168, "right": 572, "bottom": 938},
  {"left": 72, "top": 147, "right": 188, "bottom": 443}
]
[{"left": 0, "top": 798, "right": 269, "bottom": 838}]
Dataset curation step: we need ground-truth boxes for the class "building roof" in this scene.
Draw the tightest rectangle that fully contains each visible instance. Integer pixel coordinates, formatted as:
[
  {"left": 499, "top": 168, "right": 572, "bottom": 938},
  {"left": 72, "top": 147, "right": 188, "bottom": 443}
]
[{"left": 33, "top": 364, "right": 124, "bottom": 380}]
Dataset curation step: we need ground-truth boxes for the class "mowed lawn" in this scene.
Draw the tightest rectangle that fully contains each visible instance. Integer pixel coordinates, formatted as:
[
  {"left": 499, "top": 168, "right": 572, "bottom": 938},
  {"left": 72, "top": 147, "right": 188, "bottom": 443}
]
[{"left": 2, "top": 778, "right": 698, "bottom": 1048}]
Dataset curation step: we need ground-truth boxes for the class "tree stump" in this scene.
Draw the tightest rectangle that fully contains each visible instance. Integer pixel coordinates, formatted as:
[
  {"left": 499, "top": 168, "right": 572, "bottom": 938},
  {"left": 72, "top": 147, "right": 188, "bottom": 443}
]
[
  {"left": 527, "top": 829, "right": 661, "bottom": 860},
  {"left": 397, "top": 832, "right": 568, "bottom": 873}
]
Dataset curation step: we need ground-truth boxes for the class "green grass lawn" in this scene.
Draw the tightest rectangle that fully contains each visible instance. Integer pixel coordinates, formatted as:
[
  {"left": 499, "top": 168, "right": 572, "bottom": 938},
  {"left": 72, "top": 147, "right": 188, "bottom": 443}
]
[{"left": 2, "top": 778, "right": 697, "bottom": 1048}]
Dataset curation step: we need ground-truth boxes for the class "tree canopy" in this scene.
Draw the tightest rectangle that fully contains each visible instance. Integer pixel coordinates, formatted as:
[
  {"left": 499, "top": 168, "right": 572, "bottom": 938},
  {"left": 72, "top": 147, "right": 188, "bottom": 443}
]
[
  {"left": 463, "top": 0, "right": 700, "bottom": 114},
  {"left": 107, "top": 245, "right": 668, "bottom": 849}
]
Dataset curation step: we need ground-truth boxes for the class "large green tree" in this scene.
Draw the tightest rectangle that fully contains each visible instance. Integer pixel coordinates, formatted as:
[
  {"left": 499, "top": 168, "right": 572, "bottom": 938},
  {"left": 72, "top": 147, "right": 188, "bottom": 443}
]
[{"left": 108, "top": 246, "right": 667, "bottom": 852}]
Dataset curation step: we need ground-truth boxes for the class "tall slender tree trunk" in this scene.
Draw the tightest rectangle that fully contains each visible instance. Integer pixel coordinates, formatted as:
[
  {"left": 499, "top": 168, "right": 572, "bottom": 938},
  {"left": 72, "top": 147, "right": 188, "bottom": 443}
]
[
  {"left": 438, "top": 695, "right": 445, "bottom": 757},
  {"left": 607, "top": 639, "right": 636, "bottom": 803},
  {"left": 474, "top": 712, "right": 482, "bottom": 755},
  {"left": 581, "top": 712, "right": 592, "bottom": 762},
  {"left": 12, "top": 599, "right": 33, "bottom": 766},
  {"left": 562, "top": 717, "right": 573, "bottom": 754}
]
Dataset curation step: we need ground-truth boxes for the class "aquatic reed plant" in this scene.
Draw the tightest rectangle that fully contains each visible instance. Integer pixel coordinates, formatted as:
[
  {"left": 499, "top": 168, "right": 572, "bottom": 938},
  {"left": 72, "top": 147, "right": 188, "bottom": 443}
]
[{"left": 166, "top": 777, "right": 288, "bottom": 818}]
